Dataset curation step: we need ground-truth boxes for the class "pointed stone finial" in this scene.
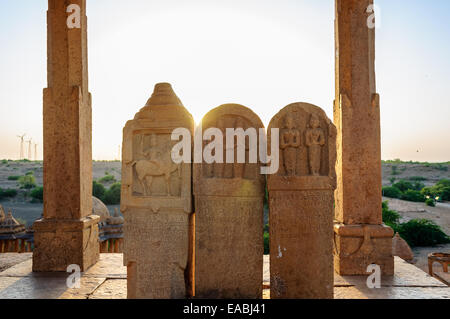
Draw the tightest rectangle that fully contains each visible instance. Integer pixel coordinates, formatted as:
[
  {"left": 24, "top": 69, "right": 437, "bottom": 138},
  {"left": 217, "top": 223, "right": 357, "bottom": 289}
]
[
  {"left": 134, "top": 83, "right": 189, "bottom": 120},
  {"left": 145, "top": 83, "right": 183, "bottom": 107}
]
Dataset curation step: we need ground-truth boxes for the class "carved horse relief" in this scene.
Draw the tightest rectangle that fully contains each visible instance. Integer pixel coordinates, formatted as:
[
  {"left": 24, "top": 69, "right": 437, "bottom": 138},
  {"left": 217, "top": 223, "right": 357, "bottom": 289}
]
[{"left": 131, "top": 134, "right": 181, "bottom": 196}]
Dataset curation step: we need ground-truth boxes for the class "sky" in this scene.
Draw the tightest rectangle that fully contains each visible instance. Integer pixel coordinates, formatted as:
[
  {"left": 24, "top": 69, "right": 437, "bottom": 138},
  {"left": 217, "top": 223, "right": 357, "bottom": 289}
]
[{"left": 0, "top": 0, "right": 449, "bottom": 162}]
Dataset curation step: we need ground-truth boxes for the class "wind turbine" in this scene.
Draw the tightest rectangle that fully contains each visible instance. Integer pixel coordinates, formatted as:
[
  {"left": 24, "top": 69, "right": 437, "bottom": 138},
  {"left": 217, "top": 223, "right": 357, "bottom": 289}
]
[
  {"left": 26, "top": 138, "right": 33, "bottom": 160},
  {"left": 34, "top": 143, "right": 38, "bottom": 161},
  {"left": 17, "top": 134, "right": 26, "bottom": 160}
]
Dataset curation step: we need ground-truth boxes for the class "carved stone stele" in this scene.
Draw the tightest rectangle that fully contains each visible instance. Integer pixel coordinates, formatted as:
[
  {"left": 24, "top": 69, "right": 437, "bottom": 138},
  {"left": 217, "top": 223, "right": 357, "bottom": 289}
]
[
  {"left": 194, "top": 104, "right": 265, "bottom": 299},
  {"left": 121, "top": 83, "right": 194, "bottom": 299},
  {"left": 268, "top": 102, "right": 337, "bottom": 299}
]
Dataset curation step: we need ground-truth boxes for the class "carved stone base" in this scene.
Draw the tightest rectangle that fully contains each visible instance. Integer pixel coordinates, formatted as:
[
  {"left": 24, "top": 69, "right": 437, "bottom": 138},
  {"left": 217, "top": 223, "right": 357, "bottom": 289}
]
[
  {"left": 32, "top": 216, "right": 100, "bottom": 272},
  {"left": 334, "top": 223, "right": 394, "bottom": 276},
  {"left": 123, "top": 209, "right": 191, "bottom": 299}
]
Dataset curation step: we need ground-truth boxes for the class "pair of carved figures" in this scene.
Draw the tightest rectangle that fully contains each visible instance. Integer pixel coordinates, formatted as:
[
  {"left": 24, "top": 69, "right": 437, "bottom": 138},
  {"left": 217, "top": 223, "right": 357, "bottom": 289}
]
[{"left": 281, "top": 114, "right": 325, "bottom": 176}]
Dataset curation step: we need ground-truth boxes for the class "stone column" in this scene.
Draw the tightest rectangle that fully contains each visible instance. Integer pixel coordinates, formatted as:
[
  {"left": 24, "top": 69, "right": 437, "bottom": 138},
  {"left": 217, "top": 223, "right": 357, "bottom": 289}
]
[
  {"left": 121, "top": 83, "right": 194, "bottom": 299},
  {"left": 194, "top": 104, "right": 265, "bottom": 299},
  {"left": 268, "top": 103, "right": 336, "bottom": 299},
  {"left": 333, "top": 0, "right": 394, "bottom": 275},
  {"left": 33, "top": 0, "right": 99, "bottom": 272}
]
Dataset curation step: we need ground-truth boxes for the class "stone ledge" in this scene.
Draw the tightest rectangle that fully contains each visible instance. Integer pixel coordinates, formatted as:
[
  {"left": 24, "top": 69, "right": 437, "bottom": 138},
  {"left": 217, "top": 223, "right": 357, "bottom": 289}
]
[
  {"left": 334, "top": 223, "right": 394, "bottom": 237},
  {"left": 33, "top": 216, "right": 100, "bottom": 232},
  {"left": 0, "top": 254, "right": 448, "bottom": 299}
]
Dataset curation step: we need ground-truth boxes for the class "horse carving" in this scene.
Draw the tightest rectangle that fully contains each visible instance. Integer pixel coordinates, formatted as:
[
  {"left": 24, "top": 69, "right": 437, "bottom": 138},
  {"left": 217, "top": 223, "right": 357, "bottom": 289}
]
[
  {"left": 131, "top": 134, "right": 181, "bottom": 196},
  {"left": 132, "top": 159, "right": 181, "bottom": 196}
]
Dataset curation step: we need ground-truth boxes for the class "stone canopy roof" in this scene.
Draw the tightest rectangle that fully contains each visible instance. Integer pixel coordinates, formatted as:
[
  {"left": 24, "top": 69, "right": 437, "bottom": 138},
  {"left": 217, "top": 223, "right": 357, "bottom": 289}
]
[{"left": 0, "top": 205, "right": 27, "bottom": 239}]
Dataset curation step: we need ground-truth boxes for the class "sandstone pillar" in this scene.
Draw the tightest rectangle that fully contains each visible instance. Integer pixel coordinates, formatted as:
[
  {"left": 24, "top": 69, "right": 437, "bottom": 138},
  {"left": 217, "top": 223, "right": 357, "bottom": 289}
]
[
  {"left": 33, "top": 0, "right": 99, "bottom": 272},
  {"left": 333, "top": 0, "right": 394, "bottom": 275},
  {"left": 194, "top": 104, "right": 265, "bottom": 299},
  {"left": 121, "top": 83, "right": 194, "bottom": 299},
  {"left": 268, "top": 103, "right": 336, "bottom": 299}
]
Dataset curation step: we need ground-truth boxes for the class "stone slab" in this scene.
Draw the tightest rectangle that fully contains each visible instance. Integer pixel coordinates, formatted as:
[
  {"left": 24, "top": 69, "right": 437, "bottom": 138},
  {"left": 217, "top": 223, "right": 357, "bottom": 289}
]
[
  {"left": 268, "top": 103, "right": 336, "bottom": 299},
  {"left": 121, "top": 83, "right": 194, "bottom": 299},
  {"left": 194, "top": 104, "right": 265, "bottom": 299},
  {"left": 83, "top": 254, "right": 126, "bottom": 279},
  {"left": 334, "top": 257, "right": 447, "bottom": 288},
  {"left": 0, "top": 275, "right": 105, "bottom": 299},
  {"left": 0, "top": 253, "right": 32, "bottom": 272},
  {"left": 89, "top": 279, "right": 127, "bottom": 299},
  {"left": 0, "top": 254, "right": 126, "bottom": 279},
  {"left": 334, "top": 287, "right": 450, "bottom": 299}
]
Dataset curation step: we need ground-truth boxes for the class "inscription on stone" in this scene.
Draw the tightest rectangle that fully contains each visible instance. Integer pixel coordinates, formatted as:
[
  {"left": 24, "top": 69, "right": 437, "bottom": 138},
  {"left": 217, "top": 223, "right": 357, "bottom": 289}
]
[
  {"left": 121, "top": 83, "right": 194, "bottom": 299},
  {"left": 268, "top": 102, "right": 337, "bottom": 299},
  {"left": 194, "top": 104, "right": 265, "bottom": 299}
]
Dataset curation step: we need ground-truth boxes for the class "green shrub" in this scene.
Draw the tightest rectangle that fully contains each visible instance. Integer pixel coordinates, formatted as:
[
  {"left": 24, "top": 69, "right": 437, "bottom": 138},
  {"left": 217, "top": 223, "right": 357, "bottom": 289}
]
[
  {"left": 412, "top": 181, "right": 425, "bottom": 191},
  {"left": 25, "top": 171, "right": 34, "bottom": 176},
  {"left": 401, "top": 189, "right": 425, "bottom": 202},
  {"left": 264, "top": 185, "right": 269, "bottom": 208},
  {"left": 437, "top": 179, "right": 450, "bottom": 187},
  {"left": 382, "top": 201, "right": 400, "bottom": 225},
  {"left": 432, "top": 164, "right": 448, "bottom": 171},
  {"left": 425, "top": 198, "right": 435, "bottom": 207},
  {"left": 421, "top": 187, "right": 436, "bottom": 198},
  {"left": 1, "top": 159, "right": 8, "bottom": 165},
  {"left": 382, "top": 202, "right": 450, "bottom": 247},
  {"left": 7, "top": 176, "right": 20, "bottom": 181},
  {"left": 263, "top": 232, "right": 270, "bottom": 254},
  {"left": 18, "top": 174, "right": 37, "bottom": 189},
  {"left": 408, "top": 176, "right": 427, "bottom": 182},
  {"left": 391, "top": 165, "right": 400, "bottom": 176},
  {"left": 392, "top": 180, "right": 414, "bottom": 192},
  {"left": 103, "top": 182, "right": 121, "bottom": 205},
  {"left": 30, "top": 187, "right": 44, "bottom": 201},
  {"left": 397, "top": 219, "right": 450, "bottom": 247},
  {"left": 421, "top": 180, "right": 450, "bottom": 201},
  {"left": 389, "top": 177, "right": 397, "bottom": 185},
  {"left": 99, "top": 174, "right": 116, "bottom": 184},
  {"left": 0, "top": 188, "right": 18, "bottom": 199},
  {"left": 93, "top": 181, "right": 106, "bottom": 200},
  {"left": 382, "top": 186, "right": 402, "bottom": 199}
]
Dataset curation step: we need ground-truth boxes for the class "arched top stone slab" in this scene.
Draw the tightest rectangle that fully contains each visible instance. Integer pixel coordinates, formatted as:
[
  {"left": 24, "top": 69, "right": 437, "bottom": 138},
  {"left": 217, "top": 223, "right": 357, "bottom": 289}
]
[
  {"left": 200, "top": 103, "right": 264, "bottom": 130},
  {"left": 194, "top": 103, "right": 265, "bottom": 197}
]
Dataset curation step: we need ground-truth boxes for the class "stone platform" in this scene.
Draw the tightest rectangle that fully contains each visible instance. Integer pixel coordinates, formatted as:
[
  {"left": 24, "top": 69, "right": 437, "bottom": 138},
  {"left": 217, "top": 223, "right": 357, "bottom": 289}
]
[{"left": 0, "top": 254, "right": 448, "bottom": 299}]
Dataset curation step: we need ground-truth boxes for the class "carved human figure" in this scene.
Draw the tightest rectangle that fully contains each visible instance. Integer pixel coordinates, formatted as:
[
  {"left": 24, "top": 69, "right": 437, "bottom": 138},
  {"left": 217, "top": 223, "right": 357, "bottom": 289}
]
[
  {"left": 233, "top": 117, "right": 247, "bottom": 179},
  {"left": 305, "top": 114, "right": 325, "bottom": 176},
  {"left": 213, "top": 118, "right": 226, "bottom": 178},
  {"left": 133, "top": 134, "right": 180, "bottom": 196},
  {"left": 280, "top": 115, "right": 301, "bottom": 176},
  {"left": 143, "top": 134, "right": 161, "bottom": 160}
]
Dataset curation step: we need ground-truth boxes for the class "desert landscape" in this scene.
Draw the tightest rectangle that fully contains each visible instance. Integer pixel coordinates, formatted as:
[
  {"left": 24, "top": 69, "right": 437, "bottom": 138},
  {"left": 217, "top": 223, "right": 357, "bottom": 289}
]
[
  {"left": 0, "top": 160, "right": 121, "bottom": 226},
  {"left": 1, "top": 159, "right": 448, "bottom": 277}
]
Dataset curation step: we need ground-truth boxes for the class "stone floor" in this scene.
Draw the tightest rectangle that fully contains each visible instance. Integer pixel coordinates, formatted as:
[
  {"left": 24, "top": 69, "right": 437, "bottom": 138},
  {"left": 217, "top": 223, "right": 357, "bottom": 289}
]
[{"left": 0, "top": 254, "right": 448, "bottom": 299}]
